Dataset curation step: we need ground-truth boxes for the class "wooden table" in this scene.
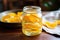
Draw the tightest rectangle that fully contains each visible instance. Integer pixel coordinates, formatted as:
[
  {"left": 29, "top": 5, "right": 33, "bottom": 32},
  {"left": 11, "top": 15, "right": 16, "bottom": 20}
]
[{"left": 0, "top": 28, "right": 60, "bottom": 40}]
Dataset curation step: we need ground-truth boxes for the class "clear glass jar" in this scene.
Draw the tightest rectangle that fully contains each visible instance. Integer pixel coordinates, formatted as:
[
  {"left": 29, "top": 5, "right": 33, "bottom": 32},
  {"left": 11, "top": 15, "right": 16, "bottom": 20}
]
[{"left": 22, "top": 6, "right": 42, "bottom": 36}]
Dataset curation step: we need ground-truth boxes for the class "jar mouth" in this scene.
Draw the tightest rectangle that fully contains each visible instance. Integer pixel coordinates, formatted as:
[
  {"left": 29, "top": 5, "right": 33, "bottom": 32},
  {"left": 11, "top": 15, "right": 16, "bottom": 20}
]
[{"left": 23, "top": 6, "right": 41, "bottom": 11}]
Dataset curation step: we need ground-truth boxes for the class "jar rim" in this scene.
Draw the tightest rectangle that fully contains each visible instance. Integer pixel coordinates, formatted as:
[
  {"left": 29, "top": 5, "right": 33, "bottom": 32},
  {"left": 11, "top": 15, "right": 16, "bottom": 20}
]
[{"left": 23, "top": 6, "right": 41, "bottom": 11}]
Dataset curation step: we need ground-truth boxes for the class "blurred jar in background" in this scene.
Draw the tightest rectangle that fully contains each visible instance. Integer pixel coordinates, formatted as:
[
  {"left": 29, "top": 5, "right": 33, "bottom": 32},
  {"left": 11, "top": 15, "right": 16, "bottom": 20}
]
[{"left": 39, "top": 0, "right": 59, "bottom": 11}]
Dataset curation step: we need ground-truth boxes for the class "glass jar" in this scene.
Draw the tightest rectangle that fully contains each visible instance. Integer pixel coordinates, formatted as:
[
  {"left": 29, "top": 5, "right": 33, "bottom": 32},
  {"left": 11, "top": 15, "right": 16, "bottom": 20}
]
[{"left": 22, "top": 6, "right": 42, "bottom": 36}]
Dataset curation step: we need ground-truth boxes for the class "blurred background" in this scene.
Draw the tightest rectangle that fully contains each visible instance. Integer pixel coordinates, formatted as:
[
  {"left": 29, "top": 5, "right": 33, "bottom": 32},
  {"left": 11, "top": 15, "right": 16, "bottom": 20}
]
[{"left": 0, "top": 0, "right": 60, "bottom": 12}]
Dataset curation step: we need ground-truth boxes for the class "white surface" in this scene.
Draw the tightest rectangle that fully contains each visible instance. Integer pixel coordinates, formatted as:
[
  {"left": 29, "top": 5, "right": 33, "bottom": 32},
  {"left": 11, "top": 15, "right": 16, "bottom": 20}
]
[{"left": 43, "top": 10, "right": 60, "bottom": 35}]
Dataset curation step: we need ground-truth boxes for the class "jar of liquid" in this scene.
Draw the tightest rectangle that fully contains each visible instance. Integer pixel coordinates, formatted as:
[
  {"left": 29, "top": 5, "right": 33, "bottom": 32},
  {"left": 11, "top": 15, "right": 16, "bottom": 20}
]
[{"left": 22, "top": 6, "right": 42, "bottom": 36}]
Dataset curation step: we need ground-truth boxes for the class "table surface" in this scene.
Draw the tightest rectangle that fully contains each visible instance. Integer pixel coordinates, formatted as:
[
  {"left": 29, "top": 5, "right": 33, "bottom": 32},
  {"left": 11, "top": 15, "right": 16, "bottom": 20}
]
[{"left": 0, "top": 28, "right": 59, "bottom": 40}]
